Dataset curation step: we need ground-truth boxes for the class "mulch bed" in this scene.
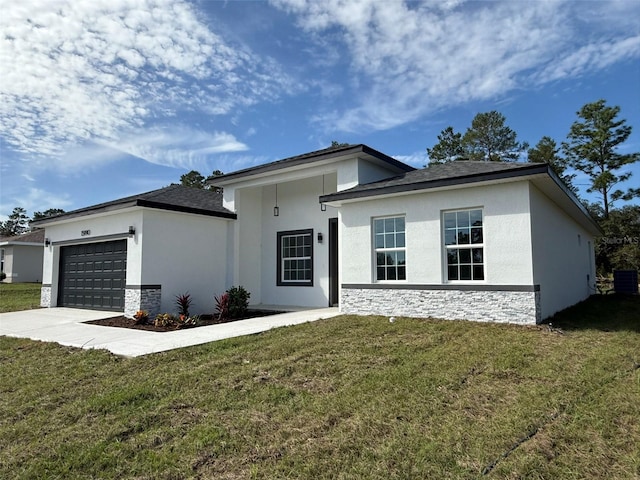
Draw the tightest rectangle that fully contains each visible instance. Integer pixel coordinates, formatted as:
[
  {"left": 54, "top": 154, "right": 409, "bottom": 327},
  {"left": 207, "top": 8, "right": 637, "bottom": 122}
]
[{"left": 85, "top": 310, "right": 285, "bottom": 332}]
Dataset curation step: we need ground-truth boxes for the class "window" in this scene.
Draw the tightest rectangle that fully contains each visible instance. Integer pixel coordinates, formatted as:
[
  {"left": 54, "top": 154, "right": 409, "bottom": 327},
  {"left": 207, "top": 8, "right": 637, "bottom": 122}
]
[
  {"left": 444, "top": 209, "right": 484, "bottom": 281},
  {"left": 277, "top": 229, "right": 313, "bottom": 286},
  {"left": 373, "top": 216, "right": 406, "bottom": 281}
]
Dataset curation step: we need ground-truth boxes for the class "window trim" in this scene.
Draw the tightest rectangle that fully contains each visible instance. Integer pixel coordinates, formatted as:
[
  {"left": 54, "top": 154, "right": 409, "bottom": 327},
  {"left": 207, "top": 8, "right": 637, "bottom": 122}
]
[
  {"left": 442, "top": 207, "right": 485, "bottom": 283},
  {"left": 372, "top": 215, "right": 407, "bottom": 283},
  {"left": 277, "top": 229, "right": 314, "bottom": 287}
]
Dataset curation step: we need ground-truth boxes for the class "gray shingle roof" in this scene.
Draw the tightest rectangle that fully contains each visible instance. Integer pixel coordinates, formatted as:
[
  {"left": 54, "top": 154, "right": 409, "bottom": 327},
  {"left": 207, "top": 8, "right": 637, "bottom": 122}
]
[
  {"left": 210, "top": 143, "right": 415, "bottom": 184},
  {"left": 0, "top": 229, "right": 45, "bottom": 244},
  {"left": 31, "top": 185, "right": 236, "bottom": 226},
  {"left": 320, "top": 161, "right": 550, "bottom": 202}
]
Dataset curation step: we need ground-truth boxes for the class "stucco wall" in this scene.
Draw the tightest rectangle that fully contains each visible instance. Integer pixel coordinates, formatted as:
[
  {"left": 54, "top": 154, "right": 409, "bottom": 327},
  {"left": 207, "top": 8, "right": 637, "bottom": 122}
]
[
  {"left": 139, "top": 209, "right": 232, "bottom": 315},
  {"left": 41, "top": 209, "right": 143, "bottom": 306},
  {"left": 236, "top": 186, "right": 263, "bottom": 304},
  {"left": 340, "top": 181, "right": 535, "bottom": 286},
  {"left": 258, "top": 175, "right": 337, "bottom": 307},
  {"left": 529, "top": 184, "right": 596, "bottom": 319},
  {"left": 4, "top": 244, "right": 44, "bottom": 283}
]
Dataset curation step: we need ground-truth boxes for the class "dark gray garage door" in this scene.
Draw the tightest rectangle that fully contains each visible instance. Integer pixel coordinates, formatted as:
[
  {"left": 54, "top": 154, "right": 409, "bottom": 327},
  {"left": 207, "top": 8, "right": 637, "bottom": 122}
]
[{"left": 58, "top": 240, "right": 127, "bottom": 311}]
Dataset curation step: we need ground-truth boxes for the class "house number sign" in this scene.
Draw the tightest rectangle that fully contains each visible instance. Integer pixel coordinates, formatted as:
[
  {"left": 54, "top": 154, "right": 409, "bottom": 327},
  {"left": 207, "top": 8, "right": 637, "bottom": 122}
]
[{"left": 81, "top": 230, "right": 91, "bottom": 236}]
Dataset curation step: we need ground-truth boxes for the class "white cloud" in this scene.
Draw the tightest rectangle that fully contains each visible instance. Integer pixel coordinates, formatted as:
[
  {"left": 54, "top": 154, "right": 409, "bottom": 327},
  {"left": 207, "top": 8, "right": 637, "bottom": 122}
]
[
  {"left": 0, "top": 0, "right": 295, "bottom": 165},
  {"left": 0, "top": 188, "right": 73, "bottom": 219},
  {"left": 101, "top": 126, "right": 249, "bottom": 170},
  {"left": 272, "top": 0, "right": 640, "bottom": 132},
  {"left": 394, "top": 151, "right": 429, "bottom": 169}
]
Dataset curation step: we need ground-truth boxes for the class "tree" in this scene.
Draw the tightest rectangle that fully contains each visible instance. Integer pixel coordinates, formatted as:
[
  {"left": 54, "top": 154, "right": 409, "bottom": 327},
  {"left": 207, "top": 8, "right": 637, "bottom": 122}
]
[
  {"left": 0, "top": 207, "right": 29, "bottom": 236},
  {"left": 205, "top": 169, "right": 224, "bottom": 193},
  {"left": 180, "top": 170, "right": 206, "bottom": 189},
  {"left": 527, "top": 136, "right": 576, "bottom": 193},
  {"left": 32, "top": 208, "right": 66, "bottom": 221},
  {"left": 330, "top": 141, "right": 350, "bottom": 147},
  {"left": 462, "top": 111, "right": 527, "bottom": 162},
  {"left": 562, "top": 99, "right": 640, "bottom": 218},
  {"left": 593, "top": 205, "right": 640, "bottom": 274},
  {"left": 426, "top": 126, "right": 466, "bottom": 164}
]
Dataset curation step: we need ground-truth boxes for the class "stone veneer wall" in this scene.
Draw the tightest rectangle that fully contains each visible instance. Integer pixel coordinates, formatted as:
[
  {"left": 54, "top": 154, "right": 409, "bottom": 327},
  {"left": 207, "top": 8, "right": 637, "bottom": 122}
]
[
  {"left": 124, "top": 285, "right": 162, "bottom": 318},
  {"left": 40, "top": 285, "right": 51, "bottom": 307},
  {"left": 341, "top": 285, "right": 541, "bottom": 325}
]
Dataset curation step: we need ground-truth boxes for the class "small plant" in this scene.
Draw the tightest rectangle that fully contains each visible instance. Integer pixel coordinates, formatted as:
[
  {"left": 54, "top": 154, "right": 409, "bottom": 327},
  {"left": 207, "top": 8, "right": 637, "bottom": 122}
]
[
  {"left": 0, "top": 272, "right": 6, "bottom": 281},
  {"left": 228, "top": 286, "right": 250, "bottom": 319},
  {"left": 175, "top": 292, "right": 192, "bottom": 317},
  {"left": 177, "top": 314, "right": 199, "bottom": 329},
  {"left": 133, "top": 310, "right": 149, "bottom": 325},
  {"left": 154, "top": 313, "right": 177, "bottom": 328},
  {"left": 215, "top": 286, "right": 251, "bottom": 321},
  {"left": 154, "top": 313, "right": 199, "bottom": 329},
  {"left": 215, "top": 292, "right": 230, "bottom": 321}
]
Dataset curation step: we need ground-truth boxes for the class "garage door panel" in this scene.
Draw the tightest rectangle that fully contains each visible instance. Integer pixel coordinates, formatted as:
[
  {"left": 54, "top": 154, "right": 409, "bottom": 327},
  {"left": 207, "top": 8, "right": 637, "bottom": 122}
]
[{"left": 58, "top": 240, "right": 127, "bottom": 311}]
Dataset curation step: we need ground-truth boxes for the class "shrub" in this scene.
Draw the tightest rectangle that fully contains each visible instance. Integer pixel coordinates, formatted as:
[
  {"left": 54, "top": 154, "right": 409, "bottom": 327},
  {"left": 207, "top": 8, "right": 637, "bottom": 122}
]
[
  {"left": 215, "top": 292, "right": 230, "bottom": 321},
  {"left": 154, "top": 312, "right": 199, "bottom": 329},
  {"left": 154, "top": 313, "right": 177, "bottom": 328},
  {"left": 133, "top": 310, "right": 149, "bottom": 325},
  {"left": 0, "top": 272, "right": 6, "bottom": 281},
  {"left": 228, "top": 286, "right": 250, "bottom": 319},
  {"left": 175, "top": 292, "right": 192, "bottom": 317}
]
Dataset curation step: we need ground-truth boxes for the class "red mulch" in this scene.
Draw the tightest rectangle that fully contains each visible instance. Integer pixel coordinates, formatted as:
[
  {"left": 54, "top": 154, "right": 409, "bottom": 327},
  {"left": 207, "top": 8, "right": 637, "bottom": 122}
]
[{"left": 85, "top": 311, "right": 284, "bottom": 332}]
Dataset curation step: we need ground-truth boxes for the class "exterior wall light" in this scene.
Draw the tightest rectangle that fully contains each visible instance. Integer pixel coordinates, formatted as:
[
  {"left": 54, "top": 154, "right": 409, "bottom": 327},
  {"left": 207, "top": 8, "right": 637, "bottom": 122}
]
[
  {"left": 317, "top": 232, "right": 323, "bottom": 243},
  {"left": 274, "top": 184, "right": 279, "bottom": 216},
  {"left": 44, "top": 238, "right": 51, "bottom": 247},
  {"left": 320, "top": 174, "right": 327, "bottom": 211},
  {"left": 128, "top": 226, "right": 136, "bottom": 235}
]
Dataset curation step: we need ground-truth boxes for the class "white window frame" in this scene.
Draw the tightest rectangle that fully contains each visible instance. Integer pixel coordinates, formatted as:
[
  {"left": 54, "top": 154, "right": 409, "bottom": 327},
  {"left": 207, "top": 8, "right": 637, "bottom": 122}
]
[
  {"left": 372, "top": 215, "right": 407, "bottom": 282},
  {"left": 443, "top": 208, "right": 485, "bottom": 282}
]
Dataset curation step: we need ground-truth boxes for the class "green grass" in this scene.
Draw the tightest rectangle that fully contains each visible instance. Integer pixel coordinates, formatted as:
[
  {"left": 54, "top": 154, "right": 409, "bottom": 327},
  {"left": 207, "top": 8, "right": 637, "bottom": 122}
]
[
  {"left": 1, "top": 295, "right": 639, "bottom": 479},
  {"left": 0, "top": 282, "right": 42, "bottom": 312}
]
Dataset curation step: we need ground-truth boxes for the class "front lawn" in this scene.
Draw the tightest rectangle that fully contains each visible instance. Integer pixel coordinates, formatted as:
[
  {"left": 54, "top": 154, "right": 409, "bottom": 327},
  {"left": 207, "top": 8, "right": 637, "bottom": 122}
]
[
  {"left": 0, "top": 282, "right": 41, "bottom": 312},
  {"left": 1, "top": 295, "right": 638, "bottom": 479}
]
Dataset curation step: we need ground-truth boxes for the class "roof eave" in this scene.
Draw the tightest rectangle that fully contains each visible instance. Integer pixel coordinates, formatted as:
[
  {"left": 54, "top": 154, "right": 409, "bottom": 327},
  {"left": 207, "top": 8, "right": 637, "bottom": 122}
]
[
  {"left": 210, "top": 144, "right": 415, "bottom": 186},
  {"left": 136, "top": 200, "right": 237, "bottom": 219},
  {"left": 321, "top": 163, "right": 549, "bottom": 204}
]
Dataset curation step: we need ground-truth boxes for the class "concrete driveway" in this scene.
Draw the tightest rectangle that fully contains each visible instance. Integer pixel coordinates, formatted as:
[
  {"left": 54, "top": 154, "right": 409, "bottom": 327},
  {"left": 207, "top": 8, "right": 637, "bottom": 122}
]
[{"left": 0, "top": 307, "right": 340, "bottom": 357}]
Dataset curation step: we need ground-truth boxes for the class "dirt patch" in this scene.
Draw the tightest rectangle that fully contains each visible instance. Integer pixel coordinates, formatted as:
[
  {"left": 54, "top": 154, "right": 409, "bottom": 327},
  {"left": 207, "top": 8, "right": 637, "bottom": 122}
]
[{"left": 85, "top": 310, "right": 285, "bottom": 332}]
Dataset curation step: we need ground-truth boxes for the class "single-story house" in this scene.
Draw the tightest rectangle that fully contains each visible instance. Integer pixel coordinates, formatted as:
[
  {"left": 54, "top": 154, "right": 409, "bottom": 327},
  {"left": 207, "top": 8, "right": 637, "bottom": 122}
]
[
  {"left": 33, "top": 144, "right": 601, "bottom": 324},
  {"left": 0, "top": 229, "right": 45, "bottom": 283}
]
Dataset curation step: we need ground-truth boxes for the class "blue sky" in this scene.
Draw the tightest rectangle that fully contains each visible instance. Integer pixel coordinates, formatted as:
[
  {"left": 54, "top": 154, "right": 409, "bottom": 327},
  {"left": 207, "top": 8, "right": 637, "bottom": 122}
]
[{"left": 1, "top": 0, "right": 639, "bottom": 220}]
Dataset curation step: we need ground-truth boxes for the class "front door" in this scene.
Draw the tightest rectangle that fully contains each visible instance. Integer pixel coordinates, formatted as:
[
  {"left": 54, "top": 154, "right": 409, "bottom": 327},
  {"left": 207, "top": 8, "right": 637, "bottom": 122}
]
[{"left": 329, "top": 217, "right": 338, "bottom": 306}]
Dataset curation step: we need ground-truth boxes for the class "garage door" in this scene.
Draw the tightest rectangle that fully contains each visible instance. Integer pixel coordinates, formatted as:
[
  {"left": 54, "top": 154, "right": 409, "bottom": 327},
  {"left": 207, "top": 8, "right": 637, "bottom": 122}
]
[{"left": 58, "top": 240, "right": 127, "bottom": 311}]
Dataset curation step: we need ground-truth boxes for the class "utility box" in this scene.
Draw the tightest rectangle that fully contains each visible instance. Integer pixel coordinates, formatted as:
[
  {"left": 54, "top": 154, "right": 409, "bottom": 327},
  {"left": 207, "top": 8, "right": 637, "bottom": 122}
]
[{"left": 613, "top": 270, "right": 639, "bottom": 294}]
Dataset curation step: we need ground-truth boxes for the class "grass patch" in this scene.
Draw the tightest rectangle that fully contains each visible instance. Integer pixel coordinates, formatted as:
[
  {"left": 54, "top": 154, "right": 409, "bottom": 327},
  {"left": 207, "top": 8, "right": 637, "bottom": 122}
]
[
  {"left": 0, "top": 282, "right": 42, "bottom": 312},
  {"left": 1, "top": 295, "right": 638, "bottom": 478}
]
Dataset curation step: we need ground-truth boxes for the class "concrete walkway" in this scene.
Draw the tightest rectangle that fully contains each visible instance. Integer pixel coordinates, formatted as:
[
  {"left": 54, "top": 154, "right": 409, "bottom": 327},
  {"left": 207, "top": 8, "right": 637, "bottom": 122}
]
[{"left": 0, "top": 307, "right": 340, "bottom": 357}]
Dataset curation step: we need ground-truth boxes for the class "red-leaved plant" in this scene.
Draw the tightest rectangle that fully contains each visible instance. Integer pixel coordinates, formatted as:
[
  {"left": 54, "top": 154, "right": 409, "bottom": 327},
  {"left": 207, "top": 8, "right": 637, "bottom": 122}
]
[
  {"left": 215, "top": 292, "right": 230, "bottom": 321},
  {"left": 175, "top": 292, "right": 192, "bottom": 317}
]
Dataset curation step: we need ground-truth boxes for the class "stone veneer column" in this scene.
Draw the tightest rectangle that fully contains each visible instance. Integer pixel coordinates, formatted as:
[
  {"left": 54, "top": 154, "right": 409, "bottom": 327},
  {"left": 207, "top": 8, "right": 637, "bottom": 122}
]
[
  {"left": 124, "top": 285, "right": 162, "bottom": 318},
  {"left": 40, "top": 285, "right": 52, "bottom": 307}
]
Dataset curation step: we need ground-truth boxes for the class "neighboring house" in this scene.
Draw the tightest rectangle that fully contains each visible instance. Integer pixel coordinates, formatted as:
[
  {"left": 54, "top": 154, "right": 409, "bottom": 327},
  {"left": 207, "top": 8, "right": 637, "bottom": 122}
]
[
  {"left": 0, "top": 229, "right": 45, "bottom": 283},
  {"left": 33, "top": 144, "right": 600, "bottom": 324}
]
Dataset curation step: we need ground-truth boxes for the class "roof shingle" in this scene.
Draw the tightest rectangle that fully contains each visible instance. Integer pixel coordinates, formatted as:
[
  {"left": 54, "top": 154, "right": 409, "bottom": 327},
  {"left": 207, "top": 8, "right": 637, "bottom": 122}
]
[
  {"left": 320, "top": 161, "right": 550, "bottom": 202},
  {"left": 31, "top": 185, "right": 236, "bottom": 226}
]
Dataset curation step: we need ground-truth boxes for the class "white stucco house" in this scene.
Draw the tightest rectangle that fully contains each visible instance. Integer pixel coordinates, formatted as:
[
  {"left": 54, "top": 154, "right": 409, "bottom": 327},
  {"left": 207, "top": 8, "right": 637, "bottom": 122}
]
[
  {"left": 0, "top": 229, "right": 45, "bottom": 283},
  {"left": 33, "top": 144, "right": 601, "bottom": 324}
]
